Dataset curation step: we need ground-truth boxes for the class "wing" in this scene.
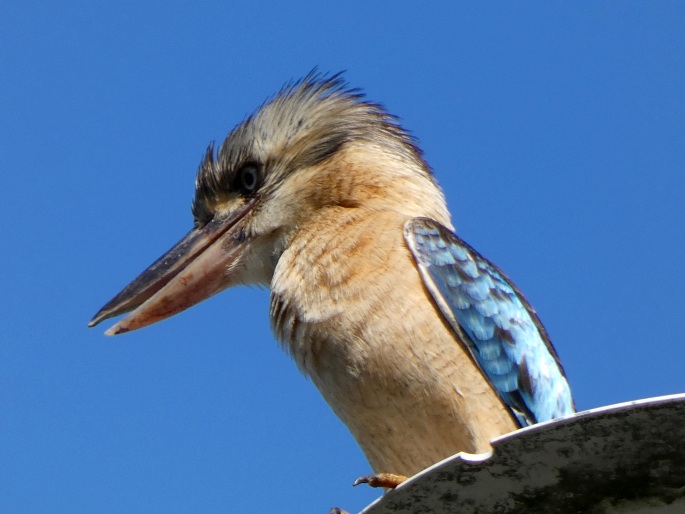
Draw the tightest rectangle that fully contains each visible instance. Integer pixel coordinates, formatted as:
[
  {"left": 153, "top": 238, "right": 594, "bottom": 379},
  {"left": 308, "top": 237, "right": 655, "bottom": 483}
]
[{"left": 404, "top": 217, "right": 575, "bottom": 426}]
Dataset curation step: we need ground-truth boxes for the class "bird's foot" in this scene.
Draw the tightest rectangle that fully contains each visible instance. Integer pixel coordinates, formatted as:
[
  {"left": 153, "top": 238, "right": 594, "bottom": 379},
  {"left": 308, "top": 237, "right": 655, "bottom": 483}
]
[
  {"left": 353, "top": 472, "right": 408, "bottom": 489},
  {"left": 328, "top": 473, "right": 407, "bottom": 513}
]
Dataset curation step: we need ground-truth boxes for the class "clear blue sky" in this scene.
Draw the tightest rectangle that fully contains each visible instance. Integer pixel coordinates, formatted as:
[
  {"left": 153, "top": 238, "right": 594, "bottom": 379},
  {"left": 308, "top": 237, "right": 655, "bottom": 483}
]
[{"left": 2, "top": 3, "right": 684, "bottom": 513}]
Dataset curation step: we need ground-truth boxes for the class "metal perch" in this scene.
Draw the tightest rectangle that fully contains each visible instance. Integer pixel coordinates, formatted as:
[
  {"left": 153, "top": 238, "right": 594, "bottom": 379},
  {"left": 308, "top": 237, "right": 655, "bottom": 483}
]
[{"left": 360, "top": 394, "right": 685, "bottom": 514}]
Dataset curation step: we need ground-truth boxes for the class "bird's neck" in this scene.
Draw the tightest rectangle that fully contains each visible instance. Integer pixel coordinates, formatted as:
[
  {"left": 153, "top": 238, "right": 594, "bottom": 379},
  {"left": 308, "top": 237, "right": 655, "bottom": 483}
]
[
  {"left": 268, "top": 143, "right": 453, "bottom": 375},
  {"left": 269, "top": 208, "right": 421, "bottom": 376}
]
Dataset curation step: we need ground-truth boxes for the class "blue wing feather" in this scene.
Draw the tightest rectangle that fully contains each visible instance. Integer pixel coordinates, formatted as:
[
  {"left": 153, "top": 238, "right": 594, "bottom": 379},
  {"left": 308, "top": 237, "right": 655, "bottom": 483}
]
[{"left": 404, "top": 217, "right": 575, "bottom": 426}]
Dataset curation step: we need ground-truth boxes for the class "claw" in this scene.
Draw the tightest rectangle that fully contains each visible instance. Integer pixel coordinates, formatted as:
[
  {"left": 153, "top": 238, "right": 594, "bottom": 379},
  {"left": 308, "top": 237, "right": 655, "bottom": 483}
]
[{"left": 353, "top": 472, "right": 408, "bottom": 489}]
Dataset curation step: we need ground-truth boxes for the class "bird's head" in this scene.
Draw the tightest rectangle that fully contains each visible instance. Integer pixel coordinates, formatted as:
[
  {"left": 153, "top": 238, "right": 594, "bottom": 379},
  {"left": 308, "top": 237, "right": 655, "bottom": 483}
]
[{"left": 89, "top": 73, "right": 451, "bottom": 335}]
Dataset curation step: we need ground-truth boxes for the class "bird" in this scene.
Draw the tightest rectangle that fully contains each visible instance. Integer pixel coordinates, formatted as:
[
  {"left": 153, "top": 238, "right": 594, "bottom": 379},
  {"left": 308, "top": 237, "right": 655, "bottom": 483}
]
[{"left": 89, "top": 72, "right": 575, "bottom": 486}]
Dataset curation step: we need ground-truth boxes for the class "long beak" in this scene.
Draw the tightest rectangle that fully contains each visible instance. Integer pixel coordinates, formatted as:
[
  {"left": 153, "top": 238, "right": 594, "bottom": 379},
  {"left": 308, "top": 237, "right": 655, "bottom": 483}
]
[{"left": 88, "top": 200, "right": 256, "bottom": 335}]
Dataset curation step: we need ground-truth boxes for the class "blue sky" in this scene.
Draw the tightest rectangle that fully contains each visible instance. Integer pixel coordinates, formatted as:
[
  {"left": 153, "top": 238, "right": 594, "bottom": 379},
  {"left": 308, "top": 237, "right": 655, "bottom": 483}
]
[{"left": 2, "top": 2, "right": 684, "bottom": 513}]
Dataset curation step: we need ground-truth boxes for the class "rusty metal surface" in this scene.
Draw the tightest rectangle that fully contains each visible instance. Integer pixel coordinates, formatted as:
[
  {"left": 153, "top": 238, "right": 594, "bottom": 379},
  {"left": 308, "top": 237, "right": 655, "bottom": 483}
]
[{"left": 360, "top": 394, "right": 685, "bottom": 514}]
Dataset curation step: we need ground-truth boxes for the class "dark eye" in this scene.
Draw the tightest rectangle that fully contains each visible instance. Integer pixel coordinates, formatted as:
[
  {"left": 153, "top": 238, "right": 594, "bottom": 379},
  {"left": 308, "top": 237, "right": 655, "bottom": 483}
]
[{"left": 237, "top": 164, "right": 260, "bottom": 195}]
